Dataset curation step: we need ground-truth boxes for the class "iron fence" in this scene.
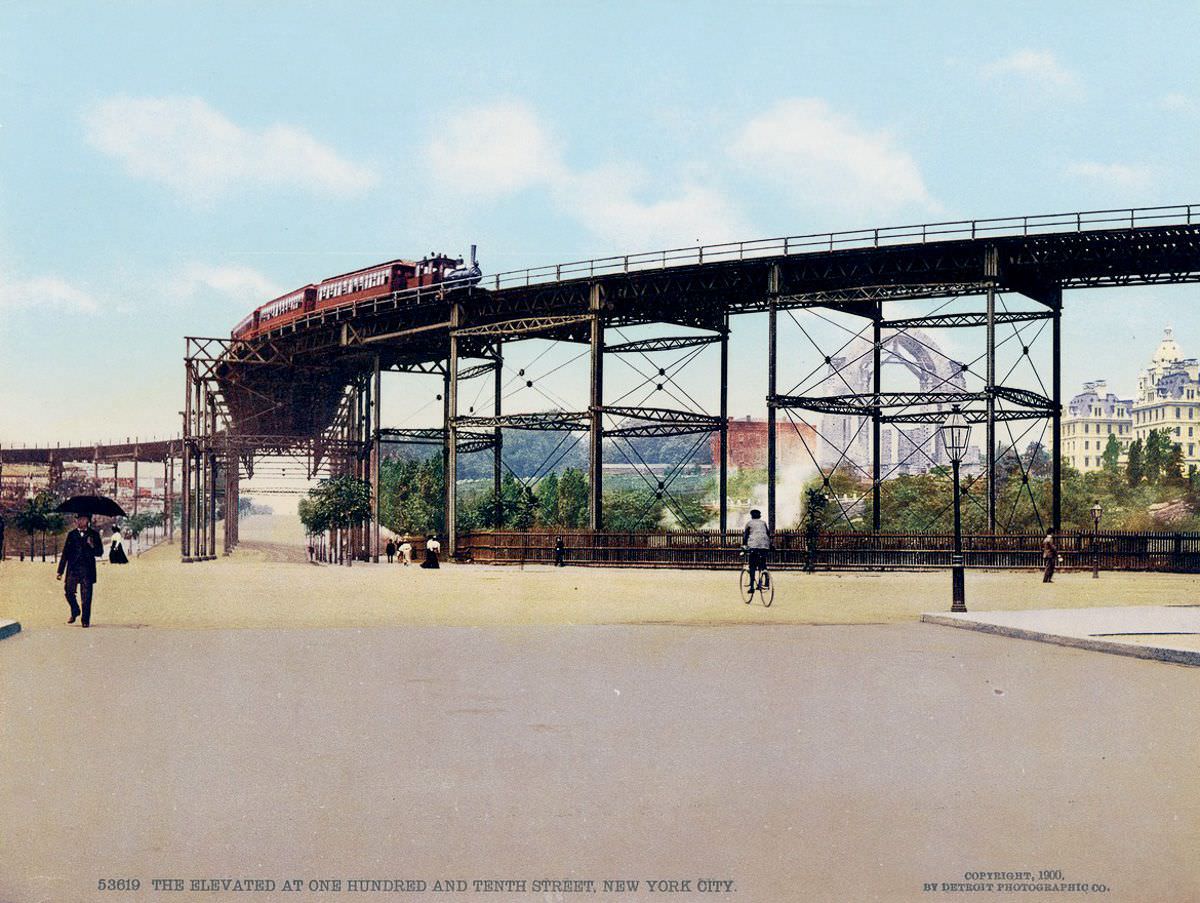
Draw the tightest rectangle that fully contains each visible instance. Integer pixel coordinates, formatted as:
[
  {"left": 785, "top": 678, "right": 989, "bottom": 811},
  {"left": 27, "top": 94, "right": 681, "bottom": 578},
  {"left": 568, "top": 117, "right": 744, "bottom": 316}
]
[{"left": 457, "top": 529, "right": 1200, "bottom": 573}]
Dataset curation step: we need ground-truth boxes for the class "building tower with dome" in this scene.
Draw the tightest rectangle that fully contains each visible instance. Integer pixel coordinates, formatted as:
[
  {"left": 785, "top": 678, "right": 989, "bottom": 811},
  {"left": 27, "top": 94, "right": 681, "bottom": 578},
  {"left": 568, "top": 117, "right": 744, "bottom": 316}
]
[{"left": 1132, "top": 327, "right": 1200, "bottom": 466}]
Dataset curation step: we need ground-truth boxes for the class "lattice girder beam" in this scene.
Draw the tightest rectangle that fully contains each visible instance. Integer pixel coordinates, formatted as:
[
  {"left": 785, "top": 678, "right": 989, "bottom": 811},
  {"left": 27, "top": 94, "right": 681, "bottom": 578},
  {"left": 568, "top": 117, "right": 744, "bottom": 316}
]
[
  {"left": 882, "top": 310, "right": 1053, "bottom": 330},
  {"left": 456, "top": 411, "right": 591, "bottom": 432},
  {"left": 772, "top": 388, "right": 1054, "bottom": 417},
  {"left": 453, "top": 314, "right": 592, "bottom": 341},
  {"left": 605, "top": 334, "right": 722, "bottom": 354}
]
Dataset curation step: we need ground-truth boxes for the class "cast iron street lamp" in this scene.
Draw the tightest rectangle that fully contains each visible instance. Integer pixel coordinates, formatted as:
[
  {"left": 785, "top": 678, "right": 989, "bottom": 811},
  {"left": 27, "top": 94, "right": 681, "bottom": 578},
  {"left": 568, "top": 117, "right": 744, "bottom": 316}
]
[
  {"left": 1091, "top": 500, "right": 1103, "bottom": 579},
  {"left": 941, "top": 406, "right": 971, "bottom": 612}
]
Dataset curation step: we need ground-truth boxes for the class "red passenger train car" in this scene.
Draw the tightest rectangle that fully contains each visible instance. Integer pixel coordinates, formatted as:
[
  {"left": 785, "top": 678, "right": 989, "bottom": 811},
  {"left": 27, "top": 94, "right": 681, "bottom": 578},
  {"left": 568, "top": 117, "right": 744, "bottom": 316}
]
[{"left": 232, "top": 248, "right": 480, "bottom": 341}]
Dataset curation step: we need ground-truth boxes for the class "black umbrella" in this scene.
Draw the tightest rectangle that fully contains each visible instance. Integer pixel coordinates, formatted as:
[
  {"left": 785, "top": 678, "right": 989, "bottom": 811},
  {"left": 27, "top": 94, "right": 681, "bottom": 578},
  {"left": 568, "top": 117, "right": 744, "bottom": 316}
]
[{"left": 54, "top": 495, "right": 127, "bottom": 518}]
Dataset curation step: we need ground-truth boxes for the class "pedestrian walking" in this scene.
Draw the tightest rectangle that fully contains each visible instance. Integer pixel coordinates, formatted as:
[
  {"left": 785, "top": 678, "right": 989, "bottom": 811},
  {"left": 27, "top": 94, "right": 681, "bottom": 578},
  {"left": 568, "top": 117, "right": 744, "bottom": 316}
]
[
  {"left": 554, "top": 536, "right": 565, "bottom": 567},
  {"left": 421, "top": 534, "right": 441, "bottom": 569},
  {"left": 1042, "top": 529, "right": 1058, "bottom": 583},
  {"left": 385, "top": 539, "right": 396, "bottom": 563},
  {"left": 308, "top": 542, "right": 315, "bottom": 562},
  {"left": 108, "top": 526, "right": 129, "bottom": 564},
  {"left": 56, "top": 513, "right": 104, "bottom": 627},
  {"left": 400, "top": 536, "right": 413, "bottom": 567}
]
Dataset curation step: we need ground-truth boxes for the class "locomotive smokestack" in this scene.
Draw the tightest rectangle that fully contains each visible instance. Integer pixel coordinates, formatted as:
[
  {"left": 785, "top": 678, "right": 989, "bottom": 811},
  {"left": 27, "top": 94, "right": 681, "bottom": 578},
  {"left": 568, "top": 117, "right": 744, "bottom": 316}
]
[{"left": 470, "top": 244, "right": 477, "bottom": 266}]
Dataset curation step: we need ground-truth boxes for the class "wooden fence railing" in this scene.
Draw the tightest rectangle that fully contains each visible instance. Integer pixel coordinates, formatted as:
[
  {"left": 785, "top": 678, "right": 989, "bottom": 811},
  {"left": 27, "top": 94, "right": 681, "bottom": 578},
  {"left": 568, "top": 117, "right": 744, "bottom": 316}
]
[{"left": 457, "top": 529, "right": 1200, "bottom": 573}]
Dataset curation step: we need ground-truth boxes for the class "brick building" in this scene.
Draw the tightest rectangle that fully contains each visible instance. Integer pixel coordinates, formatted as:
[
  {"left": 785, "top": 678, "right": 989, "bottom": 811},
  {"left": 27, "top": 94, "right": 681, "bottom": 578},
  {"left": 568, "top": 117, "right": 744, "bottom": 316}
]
[{"left": 710, "top": 416, "right": 819, "bottom": 471}]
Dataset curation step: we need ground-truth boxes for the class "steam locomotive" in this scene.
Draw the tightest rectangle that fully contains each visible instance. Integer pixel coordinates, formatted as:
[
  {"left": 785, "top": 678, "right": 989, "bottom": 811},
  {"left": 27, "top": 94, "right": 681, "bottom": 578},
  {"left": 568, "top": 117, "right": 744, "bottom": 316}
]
[{"left": 232, "top": 246, "right": 481, "bottom": 340}]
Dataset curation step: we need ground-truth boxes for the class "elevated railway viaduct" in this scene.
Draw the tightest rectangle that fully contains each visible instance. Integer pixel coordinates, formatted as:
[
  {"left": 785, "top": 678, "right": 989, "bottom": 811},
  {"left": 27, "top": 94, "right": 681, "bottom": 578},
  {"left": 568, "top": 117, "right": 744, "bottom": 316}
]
[{"left": 11, "top": 206, "right": 1200, "bottom": 563}]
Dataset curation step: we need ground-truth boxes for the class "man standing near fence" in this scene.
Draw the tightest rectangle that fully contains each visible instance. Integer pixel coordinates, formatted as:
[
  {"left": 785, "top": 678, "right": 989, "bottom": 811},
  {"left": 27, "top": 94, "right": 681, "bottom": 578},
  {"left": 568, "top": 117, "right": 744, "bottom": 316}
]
[{"left": 1042, "top": 529, "right": 1058, "bottom": 583}]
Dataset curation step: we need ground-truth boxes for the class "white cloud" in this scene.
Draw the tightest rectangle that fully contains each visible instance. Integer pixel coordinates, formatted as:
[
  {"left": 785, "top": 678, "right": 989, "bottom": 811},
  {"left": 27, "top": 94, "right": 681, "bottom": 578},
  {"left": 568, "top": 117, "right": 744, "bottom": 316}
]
[
  {"left": 167, "top": 263, "right": 285, "bottom": 307},
  {"left": 1161, "top": 92, "right": 1195, "bottom": 112},
  {"left": 1065, "top": 161, "right": 1155, "bottom": 193},
  {"left": 556, "top": 164, "right": 747, "bottom": 250},
  {"left": 426, "top": 100, "right": 564, "bottom": 198},
  {"left": 982, "top": 50, "right": 1082, "bottom": 97},
  {"left": 728, "top": 98, "right": 936, "bottom": 216},
  {"left": 83, "top": 96, "right": 378, "bottom": 203},
  {"left": 0, "top": 271, "right": 99, "bottom": 312},
  {"left": 425, "top": 100, "right": 744, "bottom": 247}
]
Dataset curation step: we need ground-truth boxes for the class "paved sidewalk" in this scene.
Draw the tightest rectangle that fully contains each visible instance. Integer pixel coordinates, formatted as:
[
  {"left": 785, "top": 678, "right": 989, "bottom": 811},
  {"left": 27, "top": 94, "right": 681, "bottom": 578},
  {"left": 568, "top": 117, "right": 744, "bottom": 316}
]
[{"left": 923, "top": 605, "right": 1200, "bottom": 665}]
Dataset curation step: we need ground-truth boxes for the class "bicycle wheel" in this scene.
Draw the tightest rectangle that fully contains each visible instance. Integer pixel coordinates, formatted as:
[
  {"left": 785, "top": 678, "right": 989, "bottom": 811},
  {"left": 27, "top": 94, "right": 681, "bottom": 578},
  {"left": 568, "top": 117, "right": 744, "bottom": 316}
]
[
  {"left": 739, "top": 567, "right": 753, "bottom": 604},
  {"left": 758, "top": 570, "right": 775, "bottom": 607}
]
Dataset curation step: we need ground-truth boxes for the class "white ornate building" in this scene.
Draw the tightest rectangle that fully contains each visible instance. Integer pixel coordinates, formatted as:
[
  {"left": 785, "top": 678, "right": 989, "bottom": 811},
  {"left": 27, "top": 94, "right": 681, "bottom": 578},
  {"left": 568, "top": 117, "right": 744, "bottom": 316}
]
[
  {"left": 1061, "top": 381, "right": 1132, "bottom": 472},
  {"left": 1132, "top": 327, "right": 1200, "bottom": 465}
]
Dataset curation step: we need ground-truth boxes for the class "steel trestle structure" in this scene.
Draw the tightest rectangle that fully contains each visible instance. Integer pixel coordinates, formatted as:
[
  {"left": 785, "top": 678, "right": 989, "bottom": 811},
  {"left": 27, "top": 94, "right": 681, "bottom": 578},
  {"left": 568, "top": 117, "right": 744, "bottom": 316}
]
[{"left": 173, "top": 204, "right": 1200, "bottom": 561}]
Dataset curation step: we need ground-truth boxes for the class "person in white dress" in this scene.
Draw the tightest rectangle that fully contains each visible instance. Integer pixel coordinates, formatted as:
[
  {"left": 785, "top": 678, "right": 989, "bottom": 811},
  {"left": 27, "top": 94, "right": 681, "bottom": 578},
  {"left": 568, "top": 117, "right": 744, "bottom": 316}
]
[
  {"left": 420, "top": 535, "right": 441, "bottom": 569},
  {"left": 108, "top": 527, "right": 129, "bottom": 565}
]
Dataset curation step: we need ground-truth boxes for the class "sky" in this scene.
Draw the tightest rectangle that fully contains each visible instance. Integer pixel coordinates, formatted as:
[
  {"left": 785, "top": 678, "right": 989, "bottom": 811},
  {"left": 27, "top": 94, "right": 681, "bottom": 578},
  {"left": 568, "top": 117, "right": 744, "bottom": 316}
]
[{"left": 1, "top": 0, "right": 1199, "bottom": 448}]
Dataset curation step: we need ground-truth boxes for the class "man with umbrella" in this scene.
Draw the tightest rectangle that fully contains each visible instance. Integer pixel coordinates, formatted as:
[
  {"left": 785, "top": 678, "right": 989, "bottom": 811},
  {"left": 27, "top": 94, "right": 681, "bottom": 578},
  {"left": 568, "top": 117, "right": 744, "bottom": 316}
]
[{"left": 54, "top": 496, "right": 123, "bottom": 628}]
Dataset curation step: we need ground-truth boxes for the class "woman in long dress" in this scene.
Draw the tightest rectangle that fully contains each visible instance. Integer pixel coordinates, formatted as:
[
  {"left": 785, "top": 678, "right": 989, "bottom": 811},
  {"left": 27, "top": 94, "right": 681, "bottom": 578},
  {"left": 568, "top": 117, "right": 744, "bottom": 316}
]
[
  {"left": 109, "top": 527, "right": 129, "bottom": 564},
  {"left": 420, "top": 534, "right": 440, "bottom": 569}
]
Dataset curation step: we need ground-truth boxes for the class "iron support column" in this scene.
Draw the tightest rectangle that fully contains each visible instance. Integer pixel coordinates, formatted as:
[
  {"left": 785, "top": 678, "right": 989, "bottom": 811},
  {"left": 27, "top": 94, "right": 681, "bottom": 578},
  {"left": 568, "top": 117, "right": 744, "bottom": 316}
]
[
  {"left": 1052, "top": 302, "right": 1062, "bottom": 532},
  {"left": 872, "top": 302, "right": 882, "bottom": 532},
  {"left": 208, "top": 400, "right": 217, "bottom": 560},
  {"left": 493, "top": 345, "right": 503, "bottom": 528},
  {"left": 985, "top": 246, "right": 999, "bottom": 533},
  {"left": 223, "top": 455, "right": 233, "bottom": 555},
  {"left": 166, "top": 456, "right": 173, "bottom": 544},
  {"left": 181, "top": 412, "right": 190, "bottom": 560},
  {"left": 588, "top": 283, "right": 605, "bottom": 531},
  {"left": 718, "top": 314, "right": 729, "bottom": 533},
  {"left": 442, "top": 365, "right": 451, "bottom": 536},
  {"left": 132, "top": 448, "right": 139, "bottom": 518},
  {"left": 767, "top": 265, "right": 779, "bottom": 529},
  {"left": 446, "top": 302, "right": 460, "bottom": 556},
  {"left": 196, "top": 380, "right": 205, "bottom": 559},
  {"left": 372, "top": 355, "right": 382, "bottom": 563},
  {"left": 208, "top": 453, "right": 217, "bottom": 560}
]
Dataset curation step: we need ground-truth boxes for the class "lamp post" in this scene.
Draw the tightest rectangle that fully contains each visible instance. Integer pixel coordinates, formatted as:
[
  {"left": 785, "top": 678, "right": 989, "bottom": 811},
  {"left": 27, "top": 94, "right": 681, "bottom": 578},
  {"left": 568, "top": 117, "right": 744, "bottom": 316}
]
[
  {"left": 1091, "top": 500, "right": 1103, "bottom": 579},
  {"left": 940, "top": 406, "right": 971, "bottom": 612}
]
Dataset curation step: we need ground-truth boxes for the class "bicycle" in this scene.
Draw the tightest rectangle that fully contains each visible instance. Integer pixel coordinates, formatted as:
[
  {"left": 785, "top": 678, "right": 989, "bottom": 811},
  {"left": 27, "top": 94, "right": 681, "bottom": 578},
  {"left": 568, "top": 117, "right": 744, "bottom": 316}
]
[{"left": 739, "top": 549, "right": 774, "bottom": 607}]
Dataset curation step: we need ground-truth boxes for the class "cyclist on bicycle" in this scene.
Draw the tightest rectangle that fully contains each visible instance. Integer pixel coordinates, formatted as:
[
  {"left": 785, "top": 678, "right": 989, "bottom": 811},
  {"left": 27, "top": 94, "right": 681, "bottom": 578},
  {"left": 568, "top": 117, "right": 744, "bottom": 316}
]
[{"left": 742, "top": 508, "right": 772, "bottom": 594}]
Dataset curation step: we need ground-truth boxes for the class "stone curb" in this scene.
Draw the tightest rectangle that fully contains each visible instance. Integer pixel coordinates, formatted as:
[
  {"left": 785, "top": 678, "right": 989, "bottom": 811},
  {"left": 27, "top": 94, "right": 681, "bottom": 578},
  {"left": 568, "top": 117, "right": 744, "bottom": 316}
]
[
  {"left": 0, "top": 620, "right": 21, "bottom": 641},
  {"left": 921, "top": 613, "right": 1200, "bottom": 667}
]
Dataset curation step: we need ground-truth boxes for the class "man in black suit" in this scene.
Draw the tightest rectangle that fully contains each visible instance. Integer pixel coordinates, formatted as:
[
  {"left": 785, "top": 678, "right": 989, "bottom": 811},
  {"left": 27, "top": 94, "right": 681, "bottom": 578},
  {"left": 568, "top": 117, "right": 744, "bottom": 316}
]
[{"left": 56, "top": 513, "right": 104, "bottom": 627}]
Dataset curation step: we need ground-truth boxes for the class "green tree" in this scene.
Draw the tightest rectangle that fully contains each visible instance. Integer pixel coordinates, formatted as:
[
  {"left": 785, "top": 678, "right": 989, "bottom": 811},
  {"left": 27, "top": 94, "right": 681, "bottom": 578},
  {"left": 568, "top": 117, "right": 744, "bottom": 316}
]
[
  {"left": 1126, "top": 438, "right": 1144, "bottom": 487},
  {"left": 536, "top": 472, "right": 559, "bottom": 526},
  {"left": 1143, "top": 429, "right": 1170, "bottom": 484},
  {"left": 555, "top": 468, "right": 589, "bottom": 528},
  {"left": 801, "top": 487, "right": 828, "bottom": 572},
  {"left": 122, "top": 511, "right": 164, "bottom": 541},
  {"left": 602, "top": 488, "right": 663, "bottom": 531},
  {"left": 1165, "top": 443, "right": 1187, "bottom": 487},
  {"left": 1101, "top": 433, "right": 1122, "bottom": 473},
  {"left": 378, "top": 454, "right": 445, "bottom": 535},
  {"left": 303, "top": 475, "right": 371, "bottom": 565},
  {"left": 13, "top": 491, "right": 61, "bottom": 560},
  {"left": 499, "top": 474, "right": 536, "bottom": 529}
]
